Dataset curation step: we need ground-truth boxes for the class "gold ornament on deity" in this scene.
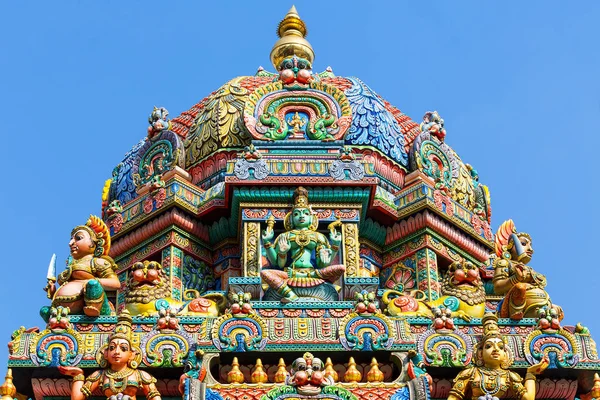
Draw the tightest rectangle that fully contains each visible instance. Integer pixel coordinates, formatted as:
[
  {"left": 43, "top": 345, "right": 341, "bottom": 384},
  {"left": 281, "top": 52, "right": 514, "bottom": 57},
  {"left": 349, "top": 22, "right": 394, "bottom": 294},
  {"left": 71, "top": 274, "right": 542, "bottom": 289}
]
[
  {"left": 294, "top": 231, "right": 311, "bottom": 247},
  {"left": 284, "top": 187, "right": 319, "bottom": 231}
]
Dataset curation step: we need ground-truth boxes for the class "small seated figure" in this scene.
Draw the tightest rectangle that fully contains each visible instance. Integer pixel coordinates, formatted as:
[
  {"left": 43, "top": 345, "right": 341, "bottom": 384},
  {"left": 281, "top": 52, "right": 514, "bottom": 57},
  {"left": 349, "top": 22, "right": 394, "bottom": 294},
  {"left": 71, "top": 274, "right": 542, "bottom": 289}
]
[
  {"left": 493, "top": 220, "right": 562, "bottom": 320},
  {"left": 147, "top": 106, "right": 171, "bottom": 139},
  {"left": 261, "top": 187, "right": 345, "bottom": 302},
  {"left": 43, "top": 216, "right": 120, "bottom": 319},
  {"left": 420, "top": 111, "right": 446, "bottom": 142},
  {"left": 59, "top": 310, "right": 161, "bottom": 400},
  {"left": 448, "top": 313, "right": 548, "bottom": 400}
]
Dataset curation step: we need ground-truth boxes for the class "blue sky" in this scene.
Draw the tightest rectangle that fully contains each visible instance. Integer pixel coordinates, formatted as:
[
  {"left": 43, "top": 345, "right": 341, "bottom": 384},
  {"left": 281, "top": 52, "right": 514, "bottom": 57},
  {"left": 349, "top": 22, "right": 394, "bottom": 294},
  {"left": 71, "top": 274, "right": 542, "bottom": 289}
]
[{"left": 1, "top": 1, "right": 599, "bottom": 374}]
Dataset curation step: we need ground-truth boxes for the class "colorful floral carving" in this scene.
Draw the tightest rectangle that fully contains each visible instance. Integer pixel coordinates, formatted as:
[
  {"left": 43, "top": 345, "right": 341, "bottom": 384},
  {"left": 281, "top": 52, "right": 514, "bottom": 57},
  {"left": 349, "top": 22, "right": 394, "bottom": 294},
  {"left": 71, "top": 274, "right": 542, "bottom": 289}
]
[
  {"left": 339, "top": 312, "right": 395, "bottom": 351},
  {"left": 211, "top": 313, "right": 267, "bottom": 352},
  {"left": 141, "top": 328, "right": 193, "bottom": 368},
  {"left": 243, "top": 81, "right": 351, "bottom": 142},
  {"left": 29, "top": 329, "right": 83, "bottom": 367},
  {"left": 524, "top": 328, "right": 580, "bottom": 368},
  {"left": 417, "top": 327, "right": 472, "bottom": 367}
]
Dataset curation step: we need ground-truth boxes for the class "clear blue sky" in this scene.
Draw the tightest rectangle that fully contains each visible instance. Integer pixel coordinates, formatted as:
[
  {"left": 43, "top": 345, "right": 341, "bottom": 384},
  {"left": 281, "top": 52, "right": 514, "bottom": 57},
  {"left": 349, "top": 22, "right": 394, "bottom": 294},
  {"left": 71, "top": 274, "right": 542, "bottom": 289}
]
[{"left": 1, "top": 1, "right": 599, "bottom": 374}]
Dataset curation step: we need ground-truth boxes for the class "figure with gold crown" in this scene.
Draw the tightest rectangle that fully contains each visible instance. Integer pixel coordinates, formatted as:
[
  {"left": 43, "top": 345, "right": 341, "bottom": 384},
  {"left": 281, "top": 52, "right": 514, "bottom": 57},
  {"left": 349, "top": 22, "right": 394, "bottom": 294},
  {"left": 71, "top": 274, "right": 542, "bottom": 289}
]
[
  {"left": 448, "top": 313, "right": 548, "bottom": 400},
  {"left": 493, "top": 220, "right": 563, "bottom": 320},
  {"left": 260, "top": 187, "right": 345, "bottom": 302},
  {"left": 42, "top": 216, "right": 120, "bottom": 320},
  {"left": 58, "top": 310, "right": 161, "bottom": 400}
]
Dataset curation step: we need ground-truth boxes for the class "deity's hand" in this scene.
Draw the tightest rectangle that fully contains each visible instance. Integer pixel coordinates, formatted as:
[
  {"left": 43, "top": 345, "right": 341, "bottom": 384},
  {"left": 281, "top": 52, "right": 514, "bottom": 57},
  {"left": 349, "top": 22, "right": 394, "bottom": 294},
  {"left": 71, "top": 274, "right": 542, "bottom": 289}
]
[
  {"left": 58, "top": 366, "right": 84, "bottom": 377},
  {"left": 319, "top": 247, "right": 333, "bottom": 264},
  {"left": 514, "top": 265, "right": 526, "bottom": 282},
  {"left": 327, "top": 219, "right": 342, "bottom": 246},
  {"left": 43, "top": 280, "right": 56, "bottom": 299},
  {"left": 329, "top": 229, "right": 341, "bottom": 246},
  {"left": 278, "top": 235, "right": 291, "bottom": 254},
  {"left": 526, "top": 356, "right": 549, "bottom": 375},
  {"left": 262, "top": 227, "right": 274, "bottom": 242}
]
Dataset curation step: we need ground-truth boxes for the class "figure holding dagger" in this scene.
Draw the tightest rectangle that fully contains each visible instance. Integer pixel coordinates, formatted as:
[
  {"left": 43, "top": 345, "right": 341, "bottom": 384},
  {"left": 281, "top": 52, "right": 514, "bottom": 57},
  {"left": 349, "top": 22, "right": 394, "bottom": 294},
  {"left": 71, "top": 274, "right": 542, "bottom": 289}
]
[{"left": 42, "top": 215, "right": 120, "bottom": 320}]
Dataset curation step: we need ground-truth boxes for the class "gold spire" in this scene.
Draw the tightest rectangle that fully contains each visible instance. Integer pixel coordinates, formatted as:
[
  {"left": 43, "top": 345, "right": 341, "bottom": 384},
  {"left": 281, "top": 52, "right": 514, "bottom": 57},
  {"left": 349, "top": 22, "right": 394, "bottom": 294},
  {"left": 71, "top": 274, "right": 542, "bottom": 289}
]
[
  {"left": 0, "top": 369, "right": 16, "bottom": 400},
  {"left": 270, "top": 6, "right": 315, "bottom": 69}
]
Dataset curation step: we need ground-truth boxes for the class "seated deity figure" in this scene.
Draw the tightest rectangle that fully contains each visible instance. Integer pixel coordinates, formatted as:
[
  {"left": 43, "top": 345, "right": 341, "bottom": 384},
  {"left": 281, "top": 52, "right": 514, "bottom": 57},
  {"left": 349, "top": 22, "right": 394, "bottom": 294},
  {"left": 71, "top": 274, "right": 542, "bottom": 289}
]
[
  {"left": 59, "top": 310, "right": 161, "bottom": 400},
  {"left": 493, "top": 220, "right": 562, "bottom": 320},
  {"left": 261, "top": 187, "right": 345, "bottom": 302},
  {"left": 43, "top": 216, "right": 120, "bottom": 318},
  {"left": 448, "top": 313, "right": 548, "bottom": 400}
]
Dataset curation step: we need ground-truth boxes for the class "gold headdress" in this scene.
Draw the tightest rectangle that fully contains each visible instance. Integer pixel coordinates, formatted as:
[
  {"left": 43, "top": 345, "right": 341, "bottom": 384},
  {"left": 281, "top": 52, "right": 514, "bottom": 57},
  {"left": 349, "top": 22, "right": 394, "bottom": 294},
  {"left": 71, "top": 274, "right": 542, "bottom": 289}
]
[
  {"left": 494, "top": 219, "right": 531, "bottom": 260},
  {"left": 475, "top": 313, "right": 513, "bottom": 368},
  {"left": 71, "top": 215, "right": 111, "bottom": 257},
  {"left": 97, "top": 310, "right": 142, "bottom": 369},
  {"left": 110, "top": 309, "right": 133, "bottom": 341},
  {"left": 284, "top": 187, "right": 318, "bottom": 231}
]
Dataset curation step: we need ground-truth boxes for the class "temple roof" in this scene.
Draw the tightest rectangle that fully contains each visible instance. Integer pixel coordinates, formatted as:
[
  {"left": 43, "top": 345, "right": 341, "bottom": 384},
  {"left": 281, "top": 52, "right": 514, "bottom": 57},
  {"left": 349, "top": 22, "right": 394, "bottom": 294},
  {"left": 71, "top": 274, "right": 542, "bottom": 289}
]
[{"left": 109, "top": 6, "right": 421, "bottom": 205}]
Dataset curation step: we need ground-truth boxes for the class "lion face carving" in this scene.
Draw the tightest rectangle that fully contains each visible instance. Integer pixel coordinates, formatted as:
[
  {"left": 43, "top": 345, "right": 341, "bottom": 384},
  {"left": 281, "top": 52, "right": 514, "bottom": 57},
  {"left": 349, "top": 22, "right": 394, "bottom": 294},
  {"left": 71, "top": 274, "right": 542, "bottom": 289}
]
[
  {"left": 441, "top": 260, "right": 486, "bottom": 306},
  {"left": 125, "top": 261, "right": 172, "bottom": 314}
]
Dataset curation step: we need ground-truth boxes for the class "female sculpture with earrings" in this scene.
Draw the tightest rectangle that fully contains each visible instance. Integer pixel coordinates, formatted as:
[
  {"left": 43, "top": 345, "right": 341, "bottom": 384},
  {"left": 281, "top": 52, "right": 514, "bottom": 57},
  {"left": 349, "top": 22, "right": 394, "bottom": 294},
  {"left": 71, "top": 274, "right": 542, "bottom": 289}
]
[
  {"left": 58, "top": 311, "right": 161, "bottom": 400},
  {"left": 448, "top": 313, "right": 548, "bottom": 400},
  {"left": 260, "top": 187, "right": 345, "bottom": 302}
]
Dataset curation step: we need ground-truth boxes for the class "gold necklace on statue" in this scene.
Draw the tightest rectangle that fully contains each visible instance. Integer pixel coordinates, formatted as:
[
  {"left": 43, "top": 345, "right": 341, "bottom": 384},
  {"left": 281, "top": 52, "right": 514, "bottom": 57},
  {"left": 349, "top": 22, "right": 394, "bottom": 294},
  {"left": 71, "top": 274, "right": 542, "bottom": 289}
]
[
  {"left": 105, "top": 367, "right": 135, "bottom": 394},
  {"left": 294, "top": 230, "right": 311, "bottom": 247}
]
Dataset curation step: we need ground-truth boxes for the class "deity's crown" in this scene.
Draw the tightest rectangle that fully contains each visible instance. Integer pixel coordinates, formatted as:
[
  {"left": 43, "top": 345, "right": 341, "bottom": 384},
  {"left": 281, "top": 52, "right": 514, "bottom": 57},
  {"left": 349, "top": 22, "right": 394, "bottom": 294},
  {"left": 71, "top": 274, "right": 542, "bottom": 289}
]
[
  {"left": 482, "top": 312, "right": 501, "bottom": 341},
  {"left": 292, "top": 187, "right": 310, "bottom": 209},
  {"left": 71, "top": 215, "right": 111, "bottom": 257},
  {"left": 109, "top": 310, "right": 133, "bottom": 342}
]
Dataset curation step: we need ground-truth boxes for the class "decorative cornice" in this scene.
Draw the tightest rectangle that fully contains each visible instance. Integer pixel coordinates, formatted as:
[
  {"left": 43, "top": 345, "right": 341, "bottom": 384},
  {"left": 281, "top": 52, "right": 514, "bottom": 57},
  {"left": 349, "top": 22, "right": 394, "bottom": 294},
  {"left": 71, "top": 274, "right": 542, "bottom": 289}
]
[{"left": 110, "top": 209, "right": 208, "bottom": 257}]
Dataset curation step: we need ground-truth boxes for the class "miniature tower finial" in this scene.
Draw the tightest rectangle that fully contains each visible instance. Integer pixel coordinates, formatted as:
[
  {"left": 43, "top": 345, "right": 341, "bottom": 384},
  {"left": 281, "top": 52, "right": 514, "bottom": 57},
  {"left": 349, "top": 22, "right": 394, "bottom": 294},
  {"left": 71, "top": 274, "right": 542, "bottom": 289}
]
[
  {"left": 270, "top": 6, "right": 315, "bottom": 70},
  {"left": 0, "top": 369, "right": 16, "bottom": 400}
]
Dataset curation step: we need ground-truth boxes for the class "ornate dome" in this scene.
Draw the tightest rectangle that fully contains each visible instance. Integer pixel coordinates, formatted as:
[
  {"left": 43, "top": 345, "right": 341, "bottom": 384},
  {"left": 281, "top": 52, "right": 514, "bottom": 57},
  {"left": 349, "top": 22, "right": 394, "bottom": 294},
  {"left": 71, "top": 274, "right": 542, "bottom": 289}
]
[
  {"left": 105, "top": 7, "right": 420, "bottom": 204},
  {"left": 106, "top": 6, "right": 489, "bottom": 228}
]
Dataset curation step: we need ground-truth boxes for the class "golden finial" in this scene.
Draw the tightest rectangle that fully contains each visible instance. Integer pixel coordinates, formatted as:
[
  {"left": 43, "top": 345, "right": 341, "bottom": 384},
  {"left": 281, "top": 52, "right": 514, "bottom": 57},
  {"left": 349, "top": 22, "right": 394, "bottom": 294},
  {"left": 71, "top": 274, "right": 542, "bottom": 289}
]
[
  {"left": 366, "top": 357, "right": 384, "bottom": 383},
  {"left": 270, "top": 6, "right": 315, "bottom": 70},
  {"left": 324, "top": 357, "right": 338, "bottom": 383},
  {"left": 251, "top": 358, "right": 269, "bottom": 384},
  {"left": 0, "top": 369, "right": 16, "bottom": 400},
  {"left": 274, "top": 358, "right": 289, "bottom": 383},
  {"left": 227, "top": 357, "right": 245, "bottom": 384},
  {"left": 344, "top": 357, "right": 362, "bottom": 383}
]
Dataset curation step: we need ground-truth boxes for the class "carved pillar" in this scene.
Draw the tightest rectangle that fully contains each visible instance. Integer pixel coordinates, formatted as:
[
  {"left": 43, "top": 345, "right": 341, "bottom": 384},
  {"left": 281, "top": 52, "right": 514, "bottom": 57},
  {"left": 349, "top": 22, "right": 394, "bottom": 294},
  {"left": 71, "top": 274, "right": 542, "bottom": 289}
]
[
  {"left": 343, "top": 223, "right": 361, "bottom": 277},
  {"left": 162, "top": 246, "right": 184, "bottom": 302},
  {"left": 415, "top": 248, "right": 440, "bottom": 302},
  {"left": 215, "top": 247, "right": 241, "bottom": 291},
  {"left": 185, "top": 379, "right": 206, "bottom": 400},
  {"left": 359, "top": 241, "right": 381, "bottom": 278},
  {"left": 242, "top": 222, "right": 261, "bottom": 277}
]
